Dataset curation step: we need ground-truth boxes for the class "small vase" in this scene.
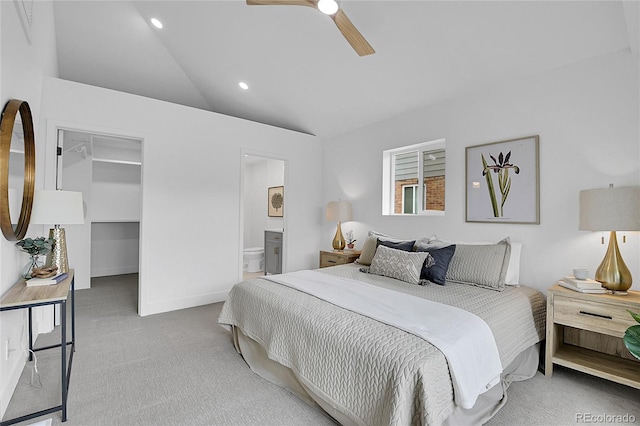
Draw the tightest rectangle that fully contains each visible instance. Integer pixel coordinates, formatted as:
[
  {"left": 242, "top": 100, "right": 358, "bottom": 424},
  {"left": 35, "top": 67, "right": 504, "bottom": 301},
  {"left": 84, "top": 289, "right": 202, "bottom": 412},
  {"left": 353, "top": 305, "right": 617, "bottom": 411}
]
[{"left": 21, "top": 255, "right": 43, "bottom": 279}]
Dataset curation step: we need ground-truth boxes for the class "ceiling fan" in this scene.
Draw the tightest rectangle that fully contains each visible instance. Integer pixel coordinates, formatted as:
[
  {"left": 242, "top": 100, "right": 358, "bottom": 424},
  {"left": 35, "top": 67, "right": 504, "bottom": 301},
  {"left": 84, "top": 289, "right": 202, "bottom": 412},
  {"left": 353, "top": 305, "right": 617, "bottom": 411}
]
[{"left": 246, "top": 0, "right": 375, "bottom": 56}]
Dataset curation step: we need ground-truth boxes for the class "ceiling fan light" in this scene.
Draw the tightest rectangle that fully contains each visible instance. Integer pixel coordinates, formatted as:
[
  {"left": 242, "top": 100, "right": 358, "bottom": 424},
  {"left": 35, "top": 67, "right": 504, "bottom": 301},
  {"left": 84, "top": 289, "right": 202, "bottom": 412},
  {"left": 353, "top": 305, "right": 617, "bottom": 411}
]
[
  {"left": 150, "top": 18, "right": 163, "bottom": 29},
  {"left": 317, "top": 0, "right": 339, "bottom": 15}
]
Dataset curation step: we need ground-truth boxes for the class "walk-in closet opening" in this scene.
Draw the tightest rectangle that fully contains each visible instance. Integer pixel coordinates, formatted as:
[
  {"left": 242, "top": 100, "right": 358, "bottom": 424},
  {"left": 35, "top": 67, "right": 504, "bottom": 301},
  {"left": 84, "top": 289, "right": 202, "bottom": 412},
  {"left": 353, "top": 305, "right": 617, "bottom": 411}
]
[{"left": 57, "top": 129, "right": 142, "bottom": 311}]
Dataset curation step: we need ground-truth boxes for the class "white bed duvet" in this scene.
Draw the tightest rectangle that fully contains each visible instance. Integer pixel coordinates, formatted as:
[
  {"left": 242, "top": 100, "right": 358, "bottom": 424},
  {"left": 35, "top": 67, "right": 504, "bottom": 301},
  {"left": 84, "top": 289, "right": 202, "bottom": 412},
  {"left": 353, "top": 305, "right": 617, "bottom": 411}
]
[{"left": 260, "top": 270, "right": 503, "bottom": 409}]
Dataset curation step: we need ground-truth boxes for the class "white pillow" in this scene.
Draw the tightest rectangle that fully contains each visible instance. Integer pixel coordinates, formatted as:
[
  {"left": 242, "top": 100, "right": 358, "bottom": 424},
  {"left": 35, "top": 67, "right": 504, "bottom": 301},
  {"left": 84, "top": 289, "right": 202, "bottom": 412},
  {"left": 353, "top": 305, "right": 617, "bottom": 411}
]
[
  {"left": 413, "top": 234, "right": 439, "bottom": 249},
  {"left": 505, "top": 242, "right": 521, "bottom": 285}
]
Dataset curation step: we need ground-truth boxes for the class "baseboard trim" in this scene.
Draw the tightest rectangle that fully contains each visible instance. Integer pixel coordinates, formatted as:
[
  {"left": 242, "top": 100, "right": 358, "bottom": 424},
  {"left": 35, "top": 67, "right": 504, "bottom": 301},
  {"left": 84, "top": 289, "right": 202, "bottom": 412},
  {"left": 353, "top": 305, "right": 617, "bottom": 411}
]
[
  {"left": 91, "top": 266, "right": 139, "bottom": 278},
  {"left": 139, "top": 290, "right": 228, "bottom": 317}
]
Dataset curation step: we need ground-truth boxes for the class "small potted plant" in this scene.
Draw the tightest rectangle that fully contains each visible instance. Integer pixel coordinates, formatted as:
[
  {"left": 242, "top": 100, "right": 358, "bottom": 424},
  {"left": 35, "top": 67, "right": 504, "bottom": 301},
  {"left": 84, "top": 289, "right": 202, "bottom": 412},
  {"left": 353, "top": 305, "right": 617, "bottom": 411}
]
[
  {"left": 624, "top": 310, "right": 640, "bottom": 361},
  {"left": 16, "top": 236, "right": 55, "bottom": 279},
  {"left": 345, "top": 230, "right": 356, "bottom": 250}
]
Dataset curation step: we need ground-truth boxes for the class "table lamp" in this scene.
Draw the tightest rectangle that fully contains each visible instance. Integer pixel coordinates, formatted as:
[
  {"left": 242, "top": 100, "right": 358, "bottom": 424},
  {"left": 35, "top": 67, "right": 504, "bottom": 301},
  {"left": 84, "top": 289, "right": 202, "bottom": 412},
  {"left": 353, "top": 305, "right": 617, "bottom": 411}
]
[
  {"left": 30, "top": 190, "right": 84, "bottom": 274},
  {"left": 326, "top": 200, "right": 352, "bottom": 251},
  {"left": 579, "top": 185, "right": 640, "bottom": 293}
]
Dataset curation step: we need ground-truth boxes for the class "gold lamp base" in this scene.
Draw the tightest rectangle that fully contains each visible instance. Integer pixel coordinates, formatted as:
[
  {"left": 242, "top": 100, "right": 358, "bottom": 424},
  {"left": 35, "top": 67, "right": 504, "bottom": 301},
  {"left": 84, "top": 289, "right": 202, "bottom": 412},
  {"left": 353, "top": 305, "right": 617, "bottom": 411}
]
[
  {"left": 595, "top": 231, "right": 632, "bottom": 294},
  {"left": 45, "top": 226, "right": 70, "bottom": 274},
  {"left": 332, "top": 222, "right": 346, "bottom": 251}
]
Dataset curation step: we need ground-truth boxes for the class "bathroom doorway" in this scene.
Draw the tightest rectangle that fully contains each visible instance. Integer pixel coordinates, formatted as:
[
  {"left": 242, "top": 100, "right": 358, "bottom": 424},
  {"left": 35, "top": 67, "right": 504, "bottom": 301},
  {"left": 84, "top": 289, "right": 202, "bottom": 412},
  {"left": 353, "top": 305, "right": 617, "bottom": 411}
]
[{"left": 241, "top": 154, "right": 286, "bottom": 281}]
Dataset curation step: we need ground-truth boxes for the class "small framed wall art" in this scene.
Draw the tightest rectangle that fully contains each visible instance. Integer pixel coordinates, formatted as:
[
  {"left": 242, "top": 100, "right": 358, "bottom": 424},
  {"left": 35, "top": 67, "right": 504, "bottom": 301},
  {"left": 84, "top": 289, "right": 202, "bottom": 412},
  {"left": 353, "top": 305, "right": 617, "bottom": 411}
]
[
  {"left": 465, "top": 135, "right": 539, "bottom": 224},
  {"left": 268, "top": 186, "right": 284, "bottom": 217}
]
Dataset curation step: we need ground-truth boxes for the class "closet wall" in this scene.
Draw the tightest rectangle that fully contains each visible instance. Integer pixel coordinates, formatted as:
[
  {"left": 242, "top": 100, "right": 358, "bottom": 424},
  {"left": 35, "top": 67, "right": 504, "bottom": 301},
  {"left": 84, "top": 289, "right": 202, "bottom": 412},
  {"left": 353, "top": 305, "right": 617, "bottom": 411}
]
[{"left": 61, "top": 130, "right": 141, "bottom": 289}]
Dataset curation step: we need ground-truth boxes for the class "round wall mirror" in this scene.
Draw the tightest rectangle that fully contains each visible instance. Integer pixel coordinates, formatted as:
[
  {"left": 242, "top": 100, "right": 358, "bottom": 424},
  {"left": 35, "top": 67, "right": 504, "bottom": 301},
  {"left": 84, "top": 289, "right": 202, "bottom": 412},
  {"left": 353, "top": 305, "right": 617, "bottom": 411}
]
[{"left": 0, "top": 99, "right": 36, "bottom": 241}]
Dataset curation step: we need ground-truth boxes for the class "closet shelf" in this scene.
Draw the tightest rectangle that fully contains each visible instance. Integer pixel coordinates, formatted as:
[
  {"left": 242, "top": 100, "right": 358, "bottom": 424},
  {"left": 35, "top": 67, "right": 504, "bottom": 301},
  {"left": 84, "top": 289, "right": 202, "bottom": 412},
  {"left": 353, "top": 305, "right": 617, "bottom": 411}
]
[
  {"left": 91, "top": 219, "right": 140, "bottom": 223},
  {"left": 92, "top": 157, "right": 141, "bottom": 166}
]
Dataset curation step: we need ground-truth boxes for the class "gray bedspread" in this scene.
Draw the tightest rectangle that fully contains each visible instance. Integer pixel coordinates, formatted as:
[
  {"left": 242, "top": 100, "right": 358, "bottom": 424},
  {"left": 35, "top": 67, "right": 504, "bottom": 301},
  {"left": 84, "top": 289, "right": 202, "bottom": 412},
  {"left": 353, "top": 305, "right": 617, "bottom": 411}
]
[{"left": 218, "top": 264, "right": 545, "bottom": 425}]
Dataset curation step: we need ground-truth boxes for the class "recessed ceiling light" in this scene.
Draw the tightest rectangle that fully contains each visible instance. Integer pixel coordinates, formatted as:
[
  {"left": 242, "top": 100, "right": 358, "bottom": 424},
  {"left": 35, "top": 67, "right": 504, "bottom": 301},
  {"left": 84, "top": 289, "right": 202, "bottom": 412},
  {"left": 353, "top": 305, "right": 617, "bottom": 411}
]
[
  {"left": 239, "top": 82, "right": 249, "bottom": 90},
  {"left": 150, "top": 18, "right": 163, "bottom": 29},
  {"left": 317, "top": 0, "right": 338, "bottom": 15}
]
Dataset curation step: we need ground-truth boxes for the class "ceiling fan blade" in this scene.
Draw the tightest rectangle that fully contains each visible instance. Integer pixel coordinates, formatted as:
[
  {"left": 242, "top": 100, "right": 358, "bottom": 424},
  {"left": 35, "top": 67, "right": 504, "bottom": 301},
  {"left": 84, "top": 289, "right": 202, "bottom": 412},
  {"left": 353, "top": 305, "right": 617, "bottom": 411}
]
[
  {"left": 331, "top": 8, "right": 375, "bottom": 56},
  {"left": 246, "top": 0, "right": 317, "bottom": 8},
  {"left": 246, "top": 0, "right": 374, "bottom": 56}
]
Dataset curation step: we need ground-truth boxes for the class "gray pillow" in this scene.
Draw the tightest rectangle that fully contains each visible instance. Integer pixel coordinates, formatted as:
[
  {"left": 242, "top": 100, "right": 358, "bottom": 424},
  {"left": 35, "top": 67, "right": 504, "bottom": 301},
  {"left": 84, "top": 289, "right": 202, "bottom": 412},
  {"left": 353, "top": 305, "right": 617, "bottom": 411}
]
[
  {"left": 445, "top": 240, "right": 511, "bottom": 291},
  {"left": 356, "top": 234, "right": 379, "bottom": 266},
  {"left": 367, "top": 245, "right": 434, "bottom": 285}
]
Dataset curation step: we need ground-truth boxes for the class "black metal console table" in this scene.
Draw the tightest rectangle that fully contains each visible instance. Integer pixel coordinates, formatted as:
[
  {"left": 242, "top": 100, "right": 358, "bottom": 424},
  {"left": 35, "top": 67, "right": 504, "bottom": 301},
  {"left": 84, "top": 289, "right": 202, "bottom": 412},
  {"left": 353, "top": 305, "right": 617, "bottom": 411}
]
[{"left": 0, "top": 270, "right": 75, "bottom": 425}]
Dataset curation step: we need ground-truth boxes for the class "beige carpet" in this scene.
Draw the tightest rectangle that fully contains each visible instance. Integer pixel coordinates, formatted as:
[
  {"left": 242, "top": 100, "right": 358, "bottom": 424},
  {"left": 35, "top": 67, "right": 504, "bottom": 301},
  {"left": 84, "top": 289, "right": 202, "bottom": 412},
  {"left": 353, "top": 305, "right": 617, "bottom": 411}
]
[{"left": 2, "top": 274, "right": 639, "bottom": 425}]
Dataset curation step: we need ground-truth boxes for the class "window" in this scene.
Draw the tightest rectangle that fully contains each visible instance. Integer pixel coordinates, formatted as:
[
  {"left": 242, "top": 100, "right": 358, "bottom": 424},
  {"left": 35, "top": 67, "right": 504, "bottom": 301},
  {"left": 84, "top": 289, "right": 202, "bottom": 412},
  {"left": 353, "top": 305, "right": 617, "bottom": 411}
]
[
  {"left": 402, "top": 184, "right": 419, "bottom": 214},
  {"left": 382, "top": 139, "right": 445, "bottom": 215}
]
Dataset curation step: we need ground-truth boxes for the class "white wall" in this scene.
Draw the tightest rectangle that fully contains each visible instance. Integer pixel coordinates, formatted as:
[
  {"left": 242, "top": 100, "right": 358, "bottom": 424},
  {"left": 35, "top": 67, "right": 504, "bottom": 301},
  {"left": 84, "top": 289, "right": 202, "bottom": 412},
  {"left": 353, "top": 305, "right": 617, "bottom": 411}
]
[
  {"left": 40, "top": 77, "right": 323, "bottom": 316},
  {"left": 91, "top": 160, "right": 141, "bottom": 277},
  {"left": 91, "top": 161, "right": 141, "bottom": 221},
  {"left": 321, "top": 50, "right": 640, "bottom": 294},
  {"left": 60, "top": 149, "right": 93, "bottom": 290},
  {"left": 244, "top": 158, "right": 285, "bottom": 248},
  {"left": 0, "top": 0, "right": 58, "bottom": 417},
  {"left": 91, "top": 222, "right": 139, "bottom": 277}
]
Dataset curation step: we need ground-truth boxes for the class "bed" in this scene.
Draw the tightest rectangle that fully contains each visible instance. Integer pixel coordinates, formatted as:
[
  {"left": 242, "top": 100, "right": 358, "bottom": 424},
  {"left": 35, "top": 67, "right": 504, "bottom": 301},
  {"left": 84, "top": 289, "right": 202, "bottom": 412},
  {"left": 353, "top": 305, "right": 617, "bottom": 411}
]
[{"left": 218, "top": 235, "right": 546, "bottom": 426}]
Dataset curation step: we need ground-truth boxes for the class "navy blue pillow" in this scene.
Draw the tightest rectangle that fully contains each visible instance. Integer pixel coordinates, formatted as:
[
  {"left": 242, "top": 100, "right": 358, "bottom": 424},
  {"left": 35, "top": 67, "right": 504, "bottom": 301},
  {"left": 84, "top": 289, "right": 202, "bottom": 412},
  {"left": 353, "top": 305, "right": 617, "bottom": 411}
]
[
  {"left": 376, "top": 239, "right": 415, "bottom": 252},
  {"left": 417, "top": 244, "right": 456, "bottom": 285}
]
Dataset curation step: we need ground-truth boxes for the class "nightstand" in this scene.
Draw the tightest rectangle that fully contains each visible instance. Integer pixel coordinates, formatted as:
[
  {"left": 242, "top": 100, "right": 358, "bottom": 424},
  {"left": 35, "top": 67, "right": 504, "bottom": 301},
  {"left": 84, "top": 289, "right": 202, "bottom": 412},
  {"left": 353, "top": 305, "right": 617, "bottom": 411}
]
[
  {"left": 545, "top": 283, "right": 640, "bottom": 389},
  {"left": 319, "top": 250, "right": 361, "bottom": 268}
]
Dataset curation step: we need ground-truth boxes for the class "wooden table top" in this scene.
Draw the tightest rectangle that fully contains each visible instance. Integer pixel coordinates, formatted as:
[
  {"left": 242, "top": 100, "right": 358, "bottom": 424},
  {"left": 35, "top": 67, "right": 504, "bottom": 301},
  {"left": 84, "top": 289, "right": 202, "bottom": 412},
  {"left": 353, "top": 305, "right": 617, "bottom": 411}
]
[
  {"left": 0, "top": 270, "right": 74, "bottom": 309},
  {"left": 549, "top": 282, "right": 640, "bottom": 306}
]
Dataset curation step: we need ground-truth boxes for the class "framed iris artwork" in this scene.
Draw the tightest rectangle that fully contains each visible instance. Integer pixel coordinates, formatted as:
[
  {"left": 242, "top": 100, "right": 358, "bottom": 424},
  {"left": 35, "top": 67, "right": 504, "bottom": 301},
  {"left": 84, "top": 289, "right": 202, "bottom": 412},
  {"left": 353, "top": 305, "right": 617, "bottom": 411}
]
[{"left": 465, "top": 135, "right": 539, "bottom": 224}]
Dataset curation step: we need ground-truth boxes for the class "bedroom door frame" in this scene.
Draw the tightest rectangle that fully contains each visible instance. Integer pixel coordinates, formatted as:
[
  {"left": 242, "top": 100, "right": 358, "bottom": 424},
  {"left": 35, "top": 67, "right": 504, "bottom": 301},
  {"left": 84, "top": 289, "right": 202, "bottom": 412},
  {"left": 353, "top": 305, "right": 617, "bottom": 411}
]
[{"left": 239, "top": 149, "right": 288, "bottom": 282}]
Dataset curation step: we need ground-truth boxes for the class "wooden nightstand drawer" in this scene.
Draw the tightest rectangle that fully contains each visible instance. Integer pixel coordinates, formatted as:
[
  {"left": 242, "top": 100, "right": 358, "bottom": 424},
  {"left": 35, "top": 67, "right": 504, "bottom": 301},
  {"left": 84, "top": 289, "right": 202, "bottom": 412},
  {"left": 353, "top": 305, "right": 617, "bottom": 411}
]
[
  {"left": 319, "top": 250, "right": 361, "bottom": 268},
  {"left": 321, "top": 252, "right": 345, "bottom": 267},
  {"left": 553, "top": 295, "right": 637, "bottom": 337}
]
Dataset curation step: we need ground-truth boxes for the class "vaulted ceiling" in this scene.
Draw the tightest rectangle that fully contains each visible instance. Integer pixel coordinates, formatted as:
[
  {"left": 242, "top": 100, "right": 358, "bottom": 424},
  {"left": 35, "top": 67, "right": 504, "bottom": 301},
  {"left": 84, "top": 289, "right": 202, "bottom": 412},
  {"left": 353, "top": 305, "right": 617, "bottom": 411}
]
[{"left": 52, "top": 1, "right": 638, "bottom": 139}]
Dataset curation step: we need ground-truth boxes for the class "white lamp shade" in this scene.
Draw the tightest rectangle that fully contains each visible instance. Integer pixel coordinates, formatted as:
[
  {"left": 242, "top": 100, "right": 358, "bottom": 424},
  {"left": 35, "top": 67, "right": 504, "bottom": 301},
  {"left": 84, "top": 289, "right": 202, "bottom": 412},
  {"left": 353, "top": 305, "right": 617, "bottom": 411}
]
[
  {"left": 326, "top": 200, "right": 352, "bottom": 222},
  {"left": 30, "top": 190, "right": 85, "bottom": 225},
  {"left": 579, "top": 186, "right": 640, "bottom": 231}
]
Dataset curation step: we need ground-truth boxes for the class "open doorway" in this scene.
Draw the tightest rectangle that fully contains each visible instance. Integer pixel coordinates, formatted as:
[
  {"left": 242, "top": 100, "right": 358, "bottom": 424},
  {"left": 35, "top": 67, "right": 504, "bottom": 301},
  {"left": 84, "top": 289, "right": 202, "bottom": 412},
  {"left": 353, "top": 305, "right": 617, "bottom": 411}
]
[
  {"left": 57, "top": 129, "right": 142, "bottom": 311},
  {"left": 241, "top": 154, "right": 286, "bottom": 281}
]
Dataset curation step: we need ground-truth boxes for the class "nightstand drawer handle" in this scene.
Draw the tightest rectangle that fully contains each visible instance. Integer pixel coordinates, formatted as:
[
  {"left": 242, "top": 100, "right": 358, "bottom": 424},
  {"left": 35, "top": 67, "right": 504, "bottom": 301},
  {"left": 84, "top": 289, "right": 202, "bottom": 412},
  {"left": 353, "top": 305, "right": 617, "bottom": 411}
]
[
  {"left": 579, "top": 310, "right": 612, "bottom": 320},
  {"left": 326, "top": 260, "right": 337, "bottom": 264}
]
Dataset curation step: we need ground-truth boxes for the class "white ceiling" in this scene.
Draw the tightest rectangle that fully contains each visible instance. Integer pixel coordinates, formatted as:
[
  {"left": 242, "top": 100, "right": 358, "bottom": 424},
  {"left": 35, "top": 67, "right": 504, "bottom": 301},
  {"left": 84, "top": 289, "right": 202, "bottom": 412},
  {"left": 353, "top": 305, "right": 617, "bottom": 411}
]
[{"left": 52, "top": 1, "right": 637, "bottom": 139}]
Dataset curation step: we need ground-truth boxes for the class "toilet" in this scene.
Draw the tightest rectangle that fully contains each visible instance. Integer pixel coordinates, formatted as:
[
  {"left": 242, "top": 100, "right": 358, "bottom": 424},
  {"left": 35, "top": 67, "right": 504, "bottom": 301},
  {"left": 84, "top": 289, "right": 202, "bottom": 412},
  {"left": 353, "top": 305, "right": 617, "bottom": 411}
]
[{"left": 243, "top": 247, "right": 264, "bottom": 273}]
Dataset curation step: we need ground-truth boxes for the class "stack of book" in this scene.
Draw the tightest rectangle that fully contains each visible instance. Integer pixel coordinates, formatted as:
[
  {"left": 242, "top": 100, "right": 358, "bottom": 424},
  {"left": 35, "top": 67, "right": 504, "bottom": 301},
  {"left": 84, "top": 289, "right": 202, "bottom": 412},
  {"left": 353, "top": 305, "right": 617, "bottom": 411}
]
[
  {"left": 558, "top": 276, "right": 605, "bottom": 293},
  {"left": 26, "top": 272, "right": 69, "bottom": 287}
]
